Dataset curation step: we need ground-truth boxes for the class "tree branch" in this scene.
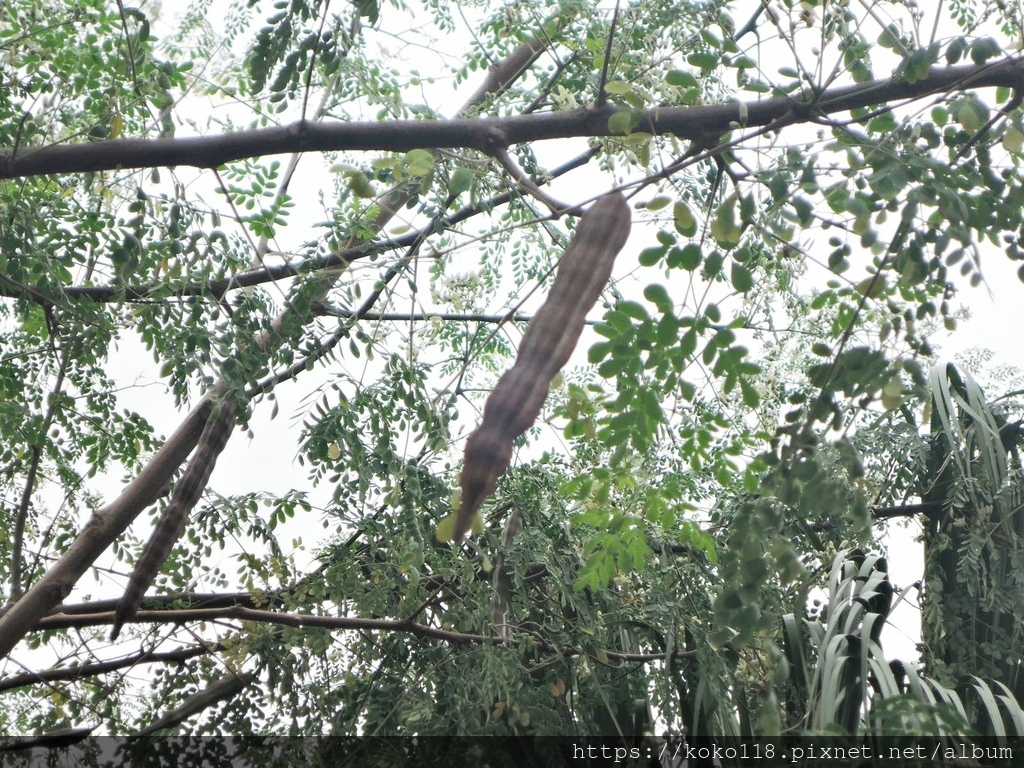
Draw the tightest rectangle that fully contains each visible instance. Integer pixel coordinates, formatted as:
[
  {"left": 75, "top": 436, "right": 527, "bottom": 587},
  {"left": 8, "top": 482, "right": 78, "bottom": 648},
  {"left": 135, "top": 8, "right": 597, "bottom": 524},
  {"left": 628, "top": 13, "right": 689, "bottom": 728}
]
[
  {"left": 0, "top": 642, "right": 221, "bottom": 694},
  {"left": 0, "top": 399, "right": 213, "bottom": 659},
  {"left": 0, "top": 145, "right": 600, "bottom": 306},
  {"left": 49, "top": 604, "right": 695, "bottom": 664},
  {"left": 3, "top": 60, "right": 1023, "bottom": 181}
]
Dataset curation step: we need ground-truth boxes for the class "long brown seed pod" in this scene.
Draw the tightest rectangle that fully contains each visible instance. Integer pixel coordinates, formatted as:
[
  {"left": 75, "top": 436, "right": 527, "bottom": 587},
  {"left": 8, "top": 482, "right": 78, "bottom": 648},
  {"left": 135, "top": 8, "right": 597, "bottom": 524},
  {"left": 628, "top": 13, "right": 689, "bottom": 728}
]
[
  {"left": 453, "top": 192, "right": 631, "bottom": 540},
  {"left": 110, "top": 403, "right": 236, "bottom": 639}
]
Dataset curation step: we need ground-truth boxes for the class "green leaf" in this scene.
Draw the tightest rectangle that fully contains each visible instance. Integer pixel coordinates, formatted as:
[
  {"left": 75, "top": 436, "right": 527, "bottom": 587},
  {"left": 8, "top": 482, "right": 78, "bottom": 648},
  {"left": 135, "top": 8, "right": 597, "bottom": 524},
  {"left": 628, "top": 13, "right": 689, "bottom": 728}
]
[
  {"left": 811, "top": 342, "right": 832, "bottom": 357},
  {"left": 671, "top": 243, "right": 702, "bottom": 271},
  {"left": 643, "top": 284, "right": 672, "bottom": 313},
  {"left": 730, "top": 263, "right": 753, "bottom": 293},
  {"left": 867, "top": 112, "right": 897, "bottom": 133},
  {"left": 703, "top": 251, "right": 724, "bottom": 278},
  {"left": 688, "top": 51, "right": 719, "bottom": 70},
  {"left": 855, "top": 274, "right": 887, "bottom": 298},
  {"left": 946, "top": 36, "right": 966, "bottom": 64},
  {"left": 403, "top": 149, "right": 435, "bottom": 176},
  {"left": 608, "top": 110, "right": 641, "bottom": 135},
  {"left": 588, "top": 341, "right": 612, "bottom": 363},
  {"left": 639, "top": 245, "right": 666, "bottom": 266},
  {"left": 710, "top": 194, "right": 741, "bottom": 249},
  {"left": 957, "top": 103, "right": 980, "bottom": 134},
  {"left": 673, "top": 201, "right": 697, "bottom": 237},
  {"left": 1004, "top": 127, "right": 1024, "bottom": 153},
  {"left": 618, "top": 300, "right": 649, "bottom": 321},
  {"left": 699, "top": 29, "right": 721, "bottom": 48},
  {"left": 740, "top": 379, "right": 760, "bottom": 408},
  {"left": 877, "top": 25, "right": 900, "bottom": 50},
  {"left": 970, "top": 37, "right": 1000, "bottom": 65},
  {"left": 666, "top": 69, "right": 698, "bottom": 87},
  {"left": 346, "top": 171, "right": 376, "bottom": 198},
  {"left": 449, "top": 167, "right": 473, "bottom": 197}
]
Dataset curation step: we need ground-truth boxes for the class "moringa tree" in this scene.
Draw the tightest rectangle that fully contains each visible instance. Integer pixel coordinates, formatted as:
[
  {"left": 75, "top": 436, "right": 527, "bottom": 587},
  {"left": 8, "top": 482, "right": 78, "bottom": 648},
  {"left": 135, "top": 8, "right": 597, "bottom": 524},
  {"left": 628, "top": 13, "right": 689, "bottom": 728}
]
[{"left": 1, "top": 0, "right": 1023, "bottom": 756}]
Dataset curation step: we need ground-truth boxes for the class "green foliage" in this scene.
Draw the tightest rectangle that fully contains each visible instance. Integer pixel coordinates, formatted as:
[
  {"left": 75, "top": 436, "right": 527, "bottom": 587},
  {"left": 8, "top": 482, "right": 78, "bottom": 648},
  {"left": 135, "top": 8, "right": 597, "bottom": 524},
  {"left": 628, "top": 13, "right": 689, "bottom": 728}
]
[
  {"left": 2, "top": 0, "right": 1024, "bottom": 753},
  {"left": 915, "top": 365, "right": 1024, "bottom": 697},
  {"left": 779, "top": 548, "right": 1024, "bottom": 742}
]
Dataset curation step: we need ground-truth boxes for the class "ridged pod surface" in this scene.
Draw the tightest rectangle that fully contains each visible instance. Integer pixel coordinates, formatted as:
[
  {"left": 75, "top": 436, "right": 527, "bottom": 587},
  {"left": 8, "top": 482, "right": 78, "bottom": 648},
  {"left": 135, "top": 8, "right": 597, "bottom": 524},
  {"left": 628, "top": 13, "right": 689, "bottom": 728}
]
[{"left": 454, "top": 193, "right": 632, "bottom": 540}]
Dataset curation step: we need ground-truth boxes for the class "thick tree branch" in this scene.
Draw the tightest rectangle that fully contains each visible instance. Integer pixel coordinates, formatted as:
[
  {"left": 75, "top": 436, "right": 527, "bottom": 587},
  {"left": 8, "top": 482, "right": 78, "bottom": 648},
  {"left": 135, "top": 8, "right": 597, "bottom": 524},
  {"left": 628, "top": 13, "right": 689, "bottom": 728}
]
[
  {"left": 127, "top": 672, "right": 257, "bottom": 741},
  {"left": 462, "top": 19, "right": 557, "bottom": 110},
  {"left": 0, "top": 727, "right": 96, "bottom": 751},
  {"left": 53, "top": 591, "right": 283, "bottom": 616},
  {"left": 492, "top": 145, "right": 568, "bottom": 213},
  {"left": 3, "top": 60, "right": 1023, "bottom": 181},
  {"left": 110, "top": 403, "right": 236, "bottom": 639},
  {"left": 871, "top": 501, "right": 944, "bottom": 520},
  {"left": 319, "top": 309, "right": 557, "bottom": 325},
  {"left": 0, "top": 399, "right": 213, "bottom": 659}
]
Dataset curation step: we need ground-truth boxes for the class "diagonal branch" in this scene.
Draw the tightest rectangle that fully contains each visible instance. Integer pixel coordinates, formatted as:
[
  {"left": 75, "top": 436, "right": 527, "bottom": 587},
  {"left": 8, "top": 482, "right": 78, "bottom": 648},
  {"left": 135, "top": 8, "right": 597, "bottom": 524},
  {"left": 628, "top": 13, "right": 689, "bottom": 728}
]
[
  {"left": 110, "top": 403, "right": 236, "bottom": 639},
  {"left": 127, "top": 672, "right": 257, "bottom": 740},
  {"left": 0, "top": 642, "right": 221, "bottom": 694},
  {"left": 47, "top": 603, "right": 698, "bottom": 664},
  {"left": 7, "top": 145, "right": 600, "bottom": 306},
  {"left": 0, "top": 399, "right": 212, "bottom": 657}
]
